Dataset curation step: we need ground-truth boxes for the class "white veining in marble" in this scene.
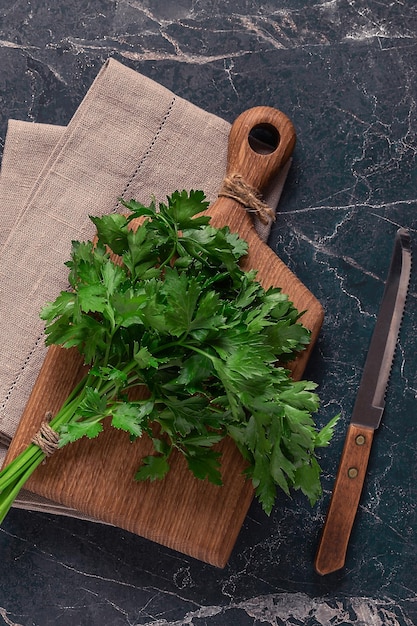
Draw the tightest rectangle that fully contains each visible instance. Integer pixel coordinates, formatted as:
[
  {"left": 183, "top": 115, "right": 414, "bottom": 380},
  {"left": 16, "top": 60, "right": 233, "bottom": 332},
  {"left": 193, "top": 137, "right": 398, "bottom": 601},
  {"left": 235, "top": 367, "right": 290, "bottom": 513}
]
[{"left": 1, "top": 593, "right": 416, "bottom": 626}]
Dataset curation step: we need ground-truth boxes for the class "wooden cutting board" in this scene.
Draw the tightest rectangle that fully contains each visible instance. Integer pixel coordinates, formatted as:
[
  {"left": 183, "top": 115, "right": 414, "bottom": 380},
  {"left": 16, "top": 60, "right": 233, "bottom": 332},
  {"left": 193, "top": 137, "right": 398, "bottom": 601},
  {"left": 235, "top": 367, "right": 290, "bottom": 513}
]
[{"left": 5, "top": 107, "right": 324, "bottom": 567}]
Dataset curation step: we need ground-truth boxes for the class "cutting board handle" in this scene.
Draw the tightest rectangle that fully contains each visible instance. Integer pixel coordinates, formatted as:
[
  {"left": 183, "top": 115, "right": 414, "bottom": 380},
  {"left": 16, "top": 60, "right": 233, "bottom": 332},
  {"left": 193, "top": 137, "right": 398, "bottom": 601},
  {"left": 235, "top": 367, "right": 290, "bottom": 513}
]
[
  {"left": 207, "top": 106, "right": 296, "bottom": 236},
  {"left": 227, "top": 105, "right": 296, "bottom": 189}
]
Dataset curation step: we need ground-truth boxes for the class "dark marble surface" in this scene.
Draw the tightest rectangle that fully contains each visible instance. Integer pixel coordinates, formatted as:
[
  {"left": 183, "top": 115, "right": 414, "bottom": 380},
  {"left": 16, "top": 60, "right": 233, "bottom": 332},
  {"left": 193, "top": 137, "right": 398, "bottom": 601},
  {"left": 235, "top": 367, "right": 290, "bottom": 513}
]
[{"left": 1, "top": 1, "right": 417, "bottom": 625}]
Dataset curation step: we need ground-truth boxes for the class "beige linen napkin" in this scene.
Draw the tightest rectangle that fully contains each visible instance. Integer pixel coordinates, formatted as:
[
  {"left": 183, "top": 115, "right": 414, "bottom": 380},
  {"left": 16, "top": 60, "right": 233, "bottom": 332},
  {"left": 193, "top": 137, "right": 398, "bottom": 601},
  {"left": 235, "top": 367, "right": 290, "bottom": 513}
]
[
  {"left": 0, "top": 121, "right": 66, "bottom": 254},
  {"left": 0, "top": 58, "right": 290, "bottom": 516},
  {"left": 0, "top": 121, "right": 107, "bottom": 517}
]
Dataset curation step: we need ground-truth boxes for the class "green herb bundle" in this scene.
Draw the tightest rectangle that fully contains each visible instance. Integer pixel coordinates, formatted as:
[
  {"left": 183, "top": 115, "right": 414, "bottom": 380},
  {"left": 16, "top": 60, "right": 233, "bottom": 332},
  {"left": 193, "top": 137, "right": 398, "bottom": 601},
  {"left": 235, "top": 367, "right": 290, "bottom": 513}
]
[{"left": 0, "top": 190, "right": 337, "bottom": 521}]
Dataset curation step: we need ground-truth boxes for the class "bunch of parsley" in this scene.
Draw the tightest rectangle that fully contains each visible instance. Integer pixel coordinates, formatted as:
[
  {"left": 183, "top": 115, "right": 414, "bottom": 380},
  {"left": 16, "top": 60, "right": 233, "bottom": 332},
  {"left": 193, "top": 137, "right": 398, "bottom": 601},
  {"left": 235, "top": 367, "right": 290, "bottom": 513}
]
[{"left": 0, "top": 190, "right": 337, "bottom": 521}]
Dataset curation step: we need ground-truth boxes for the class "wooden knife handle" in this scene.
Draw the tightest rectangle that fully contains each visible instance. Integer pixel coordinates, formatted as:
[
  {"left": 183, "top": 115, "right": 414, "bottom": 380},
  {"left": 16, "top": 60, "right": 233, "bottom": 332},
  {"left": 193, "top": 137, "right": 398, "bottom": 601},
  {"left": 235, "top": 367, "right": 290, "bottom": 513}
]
[{"left": 314, "top": 423, "right": 374, "bottom": 575}]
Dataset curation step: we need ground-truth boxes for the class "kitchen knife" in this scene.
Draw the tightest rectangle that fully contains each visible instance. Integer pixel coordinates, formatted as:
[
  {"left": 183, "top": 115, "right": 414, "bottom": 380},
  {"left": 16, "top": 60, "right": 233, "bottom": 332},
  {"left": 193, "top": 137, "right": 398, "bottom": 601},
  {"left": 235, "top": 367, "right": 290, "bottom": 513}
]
[{"left": 315, "top": 227, "right": 412, "bottom": 576}]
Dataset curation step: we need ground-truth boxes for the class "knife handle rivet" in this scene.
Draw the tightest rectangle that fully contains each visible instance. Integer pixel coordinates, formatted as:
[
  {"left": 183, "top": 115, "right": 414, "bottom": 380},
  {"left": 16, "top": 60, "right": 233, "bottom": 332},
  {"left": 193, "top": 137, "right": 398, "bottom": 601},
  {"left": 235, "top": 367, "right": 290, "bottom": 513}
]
[
  {"left": 348, "top": 467, "right": 359, "bottom": 479},
  {"left": 355, "top": 435, "right": 366, "bottom": 446}
]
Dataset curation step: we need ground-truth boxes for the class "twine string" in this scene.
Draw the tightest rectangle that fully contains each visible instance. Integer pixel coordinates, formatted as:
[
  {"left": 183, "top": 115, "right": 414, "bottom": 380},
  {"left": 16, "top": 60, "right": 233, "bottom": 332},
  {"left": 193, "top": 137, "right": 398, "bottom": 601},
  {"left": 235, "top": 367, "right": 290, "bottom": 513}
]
[
  {"left": 218, "top": 173, "right": 275, "bottom": 225},
  {"left": 31, "top": 412, "right": 60, "bottom": 456}
]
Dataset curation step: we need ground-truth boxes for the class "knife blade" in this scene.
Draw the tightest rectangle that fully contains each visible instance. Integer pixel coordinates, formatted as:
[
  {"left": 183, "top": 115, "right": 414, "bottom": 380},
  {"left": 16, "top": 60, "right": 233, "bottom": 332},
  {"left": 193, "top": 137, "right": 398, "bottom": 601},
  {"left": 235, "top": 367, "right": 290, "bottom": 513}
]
[{"left": 314, "top": 227, "right": 412, "bottom": 576}]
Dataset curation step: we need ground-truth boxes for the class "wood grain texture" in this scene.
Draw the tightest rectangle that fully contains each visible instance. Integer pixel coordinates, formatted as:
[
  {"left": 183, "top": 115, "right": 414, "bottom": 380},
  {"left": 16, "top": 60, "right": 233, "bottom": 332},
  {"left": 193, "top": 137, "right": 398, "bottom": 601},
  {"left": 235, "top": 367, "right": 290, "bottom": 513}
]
[
  {"left": 314, "top": 424, "right": 374, "bottom": 576},
  {"left": 5, "top": 107, "right": 324, "bottom": 567}
]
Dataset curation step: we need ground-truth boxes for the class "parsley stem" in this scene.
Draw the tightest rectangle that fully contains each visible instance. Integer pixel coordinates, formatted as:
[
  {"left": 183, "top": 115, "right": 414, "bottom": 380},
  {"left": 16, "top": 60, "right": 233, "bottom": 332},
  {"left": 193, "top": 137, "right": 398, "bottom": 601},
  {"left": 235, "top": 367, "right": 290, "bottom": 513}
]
[
  {"left": 0, "top": 446, "right": 45, "bottom": 492},
  {"left": 0, "top": 458, "right": 45, "bottom": 524}
]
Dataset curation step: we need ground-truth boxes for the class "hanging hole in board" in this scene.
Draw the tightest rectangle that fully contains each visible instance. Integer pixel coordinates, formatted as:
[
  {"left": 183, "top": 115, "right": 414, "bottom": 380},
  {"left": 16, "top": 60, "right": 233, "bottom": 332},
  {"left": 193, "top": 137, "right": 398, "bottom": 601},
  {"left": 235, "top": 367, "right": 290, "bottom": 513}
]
[{"left": 248, "top": 123, "right": 280, "bottom": 155}]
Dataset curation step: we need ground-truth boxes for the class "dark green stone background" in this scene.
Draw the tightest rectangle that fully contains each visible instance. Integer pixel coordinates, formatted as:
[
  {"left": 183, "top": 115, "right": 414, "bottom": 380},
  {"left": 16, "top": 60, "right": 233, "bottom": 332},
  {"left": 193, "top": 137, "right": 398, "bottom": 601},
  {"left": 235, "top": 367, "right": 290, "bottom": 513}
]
[{"left": 0, "top": 1, "right": 416, "bottom": 624}]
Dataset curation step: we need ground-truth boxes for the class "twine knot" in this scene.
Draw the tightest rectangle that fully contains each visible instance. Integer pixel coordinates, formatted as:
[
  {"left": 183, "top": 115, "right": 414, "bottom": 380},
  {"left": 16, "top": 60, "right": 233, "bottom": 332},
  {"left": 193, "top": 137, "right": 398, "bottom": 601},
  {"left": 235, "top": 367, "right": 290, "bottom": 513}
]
[
  {"left": 31, "top": 412, "right": 60, "bottom": 456},
  {"left": 218, "top": 173, "right": 275, "bottom": 225}
]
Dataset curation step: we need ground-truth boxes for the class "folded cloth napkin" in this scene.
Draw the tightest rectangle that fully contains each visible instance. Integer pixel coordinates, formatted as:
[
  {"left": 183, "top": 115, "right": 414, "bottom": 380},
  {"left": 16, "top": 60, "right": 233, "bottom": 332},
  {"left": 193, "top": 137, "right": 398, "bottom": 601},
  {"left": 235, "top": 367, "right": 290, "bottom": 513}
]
[
  {"left": 0, "top": 121, "right": 65, "bottom": 254},
  {"left": 0, "top": 58, "right": 290, "bottom": 517}
]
